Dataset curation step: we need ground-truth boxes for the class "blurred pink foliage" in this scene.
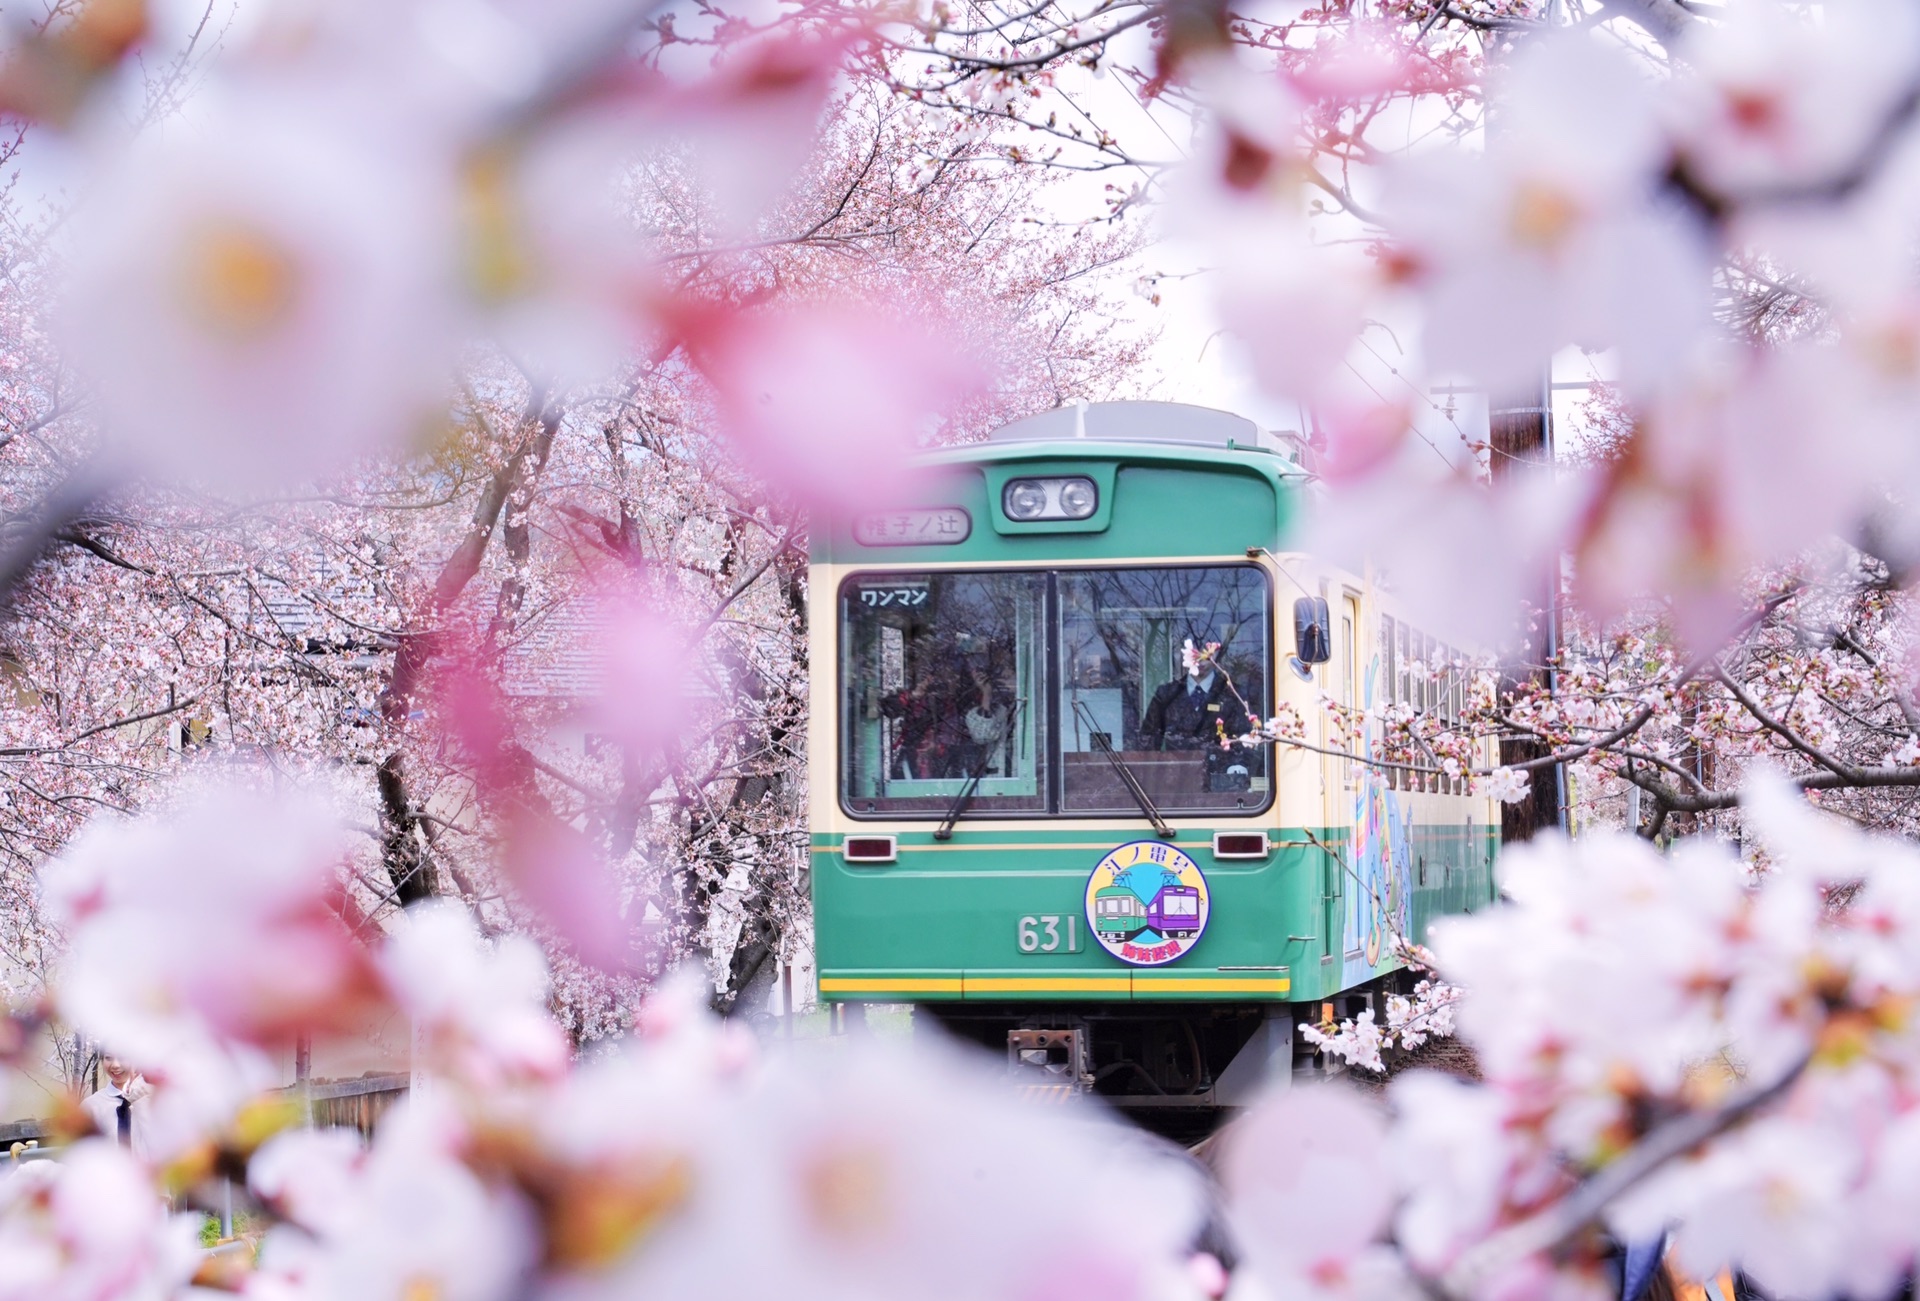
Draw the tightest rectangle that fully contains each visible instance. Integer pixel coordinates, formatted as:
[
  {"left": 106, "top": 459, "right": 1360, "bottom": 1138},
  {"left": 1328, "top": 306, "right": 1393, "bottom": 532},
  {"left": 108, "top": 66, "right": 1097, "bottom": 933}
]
[
  {"left": 670, "top": 293, "right": 988, "bottom": 513},
  {"left": 5, "top": 0, "right": 1920, "bottom": 1298}
]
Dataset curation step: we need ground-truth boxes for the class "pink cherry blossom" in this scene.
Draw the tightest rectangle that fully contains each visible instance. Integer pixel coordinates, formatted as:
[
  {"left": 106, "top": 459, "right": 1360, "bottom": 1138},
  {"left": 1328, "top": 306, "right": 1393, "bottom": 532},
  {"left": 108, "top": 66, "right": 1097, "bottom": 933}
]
[
  {"left": 436, "top": 653, "right": 642, "bottom": 972},
  {"left": 380, "top": 902, "right": 571, "bottom": 1089},
  {"left": 0, "top": 1140, "right": 199, "bottom": 1301},
  {"left": 60, "top": 90, "right": 458, "bottom": 489},
  {"left": 649, "top": 32, "right": 858, "bottom": 235},
  {"left": 670, "top": 294, "right": 988, "bottom": 514},
  {"left": 42, "top": 772, "right": 383, "bottom": 1058},
  {"left": 576, "top": 592, "right": 699, "bottom": 763},
  {"left": 1223, "top": 1086, "right": 1403, "bottom": 1298}
]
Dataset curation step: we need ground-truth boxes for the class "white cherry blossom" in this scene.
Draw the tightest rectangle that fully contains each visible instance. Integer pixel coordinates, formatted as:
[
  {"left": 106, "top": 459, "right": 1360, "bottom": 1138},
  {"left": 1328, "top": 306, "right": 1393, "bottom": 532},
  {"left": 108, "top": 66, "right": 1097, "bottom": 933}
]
[
  {"left": 1667, "top": 0, "right": 1920, "bottom": 197},
  {"left": 42, "top": 772, "right": 381, "bottom": 1061},
  {"left": 380, "top": 902, "right": 570, "bottom": 1090},
  {"left": 61, "top": 91, "right": 459, "bottom": 488},
  {"left": 0, "top": 1140, "right": 199, "bottom": 1301},
  {"left": 251, "top": 1094, "right": 541, "bottom": 1301},
  {"left": 1223, "top": 1086, "right": 1407, "bottom": 1300},
  {"left": 1384, "top": 33, "right": 1712, "bottom": 397}
]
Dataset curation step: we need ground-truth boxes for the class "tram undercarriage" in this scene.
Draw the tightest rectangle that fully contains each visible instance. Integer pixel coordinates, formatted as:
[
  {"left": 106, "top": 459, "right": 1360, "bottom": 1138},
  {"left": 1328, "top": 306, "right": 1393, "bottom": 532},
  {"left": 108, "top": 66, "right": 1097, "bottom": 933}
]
[{"left": 917, "top": 975, "right": 1407, "bottom": 1141}]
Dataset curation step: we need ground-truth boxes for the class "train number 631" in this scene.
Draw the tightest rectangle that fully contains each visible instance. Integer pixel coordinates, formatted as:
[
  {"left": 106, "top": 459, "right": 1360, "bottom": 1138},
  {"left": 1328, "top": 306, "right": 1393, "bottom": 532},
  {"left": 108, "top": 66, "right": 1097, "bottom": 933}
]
[{"left": 1017, "top": 915, "right": 1081, "bottom": 954}]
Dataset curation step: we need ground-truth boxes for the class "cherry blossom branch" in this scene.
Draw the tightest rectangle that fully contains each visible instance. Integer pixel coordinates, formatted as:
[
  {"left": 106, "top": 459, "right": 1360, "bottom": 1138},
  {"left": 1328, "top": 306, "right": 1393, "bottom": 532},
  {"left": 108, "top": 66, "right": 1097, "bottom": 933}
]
[
  {"left": 1711, "top": 660, "right": 1865, "bottom": 781},
  {"left": 1249, "top": 728, "right": 1460, "bottom": 779},
  {"left": 0, "top": 463, "right": 114, "bottom": 610},
  {"left": 1438, "top": 1050, "right": 1813, "bottom": 1299},
  {"left": 1301, "top": 827, "right": 1420, "bottom": 959},
  {"left": 1599, "top": 744, "right": 1713, "bottom": 798},
  {"left": 382, "top": 391, "right": 558, "bottom": 724},
  {"left": 1829, "top": 625, "right": 1920, "bottom": 740},
  {"left": 1627, "top": 763, "right": 1920, "bottom": 817},
  {"left": 0, "top": 695, "right": 200, "bottom": 757},
  {"left": 1302, "top": 166, "right": 1388, "bottom": 224},
  {"left": 1591, "top": 0, "right": 1699, "bottom": 42},
  {"left": 883, "top": 6, "right": 1160, "bottom": 75}
]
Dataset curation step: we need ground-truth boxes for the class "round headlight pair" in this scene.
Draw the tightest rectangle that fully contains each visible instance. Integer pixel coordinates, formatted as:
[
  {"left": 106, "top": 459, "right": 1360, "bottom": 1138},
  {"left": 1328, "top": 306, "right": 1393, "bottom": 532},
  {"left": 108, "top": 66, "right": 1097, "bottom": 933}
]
[{"left": 1002, "top": 476, "right": 1098, "bottom": 522}]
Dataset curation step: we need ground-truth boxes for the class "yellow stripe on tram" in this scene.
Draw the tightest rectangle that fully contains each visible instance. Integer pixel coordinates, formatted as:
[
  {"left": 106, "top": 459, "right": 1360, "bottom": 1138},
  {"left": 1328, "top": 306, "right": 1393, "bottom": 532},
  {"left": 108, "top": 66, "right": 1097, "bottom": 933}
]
[
  {"left": 1133, "top": 976, "right": 1291, "bottom": 994},
  {"left": 818, "top": 978, "right": 964, "bottom": 994},
  {"left": 820, "top": 975, "right": 1290, "bottom": 995}
]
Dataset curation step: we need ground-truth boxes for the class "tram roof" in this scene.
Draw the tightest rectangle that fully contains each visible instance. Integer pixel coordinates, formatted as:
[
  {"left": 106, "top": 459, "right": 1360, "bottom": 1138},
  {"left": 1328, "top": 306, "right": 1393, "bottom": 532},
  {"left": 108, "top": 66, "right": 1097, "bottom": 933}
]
[
  {"left": 817, "top": 402, "right": 1310, "bottom": 563},
  {"left": 918, "top": 401, "right": 1312, "bottom": 474}
]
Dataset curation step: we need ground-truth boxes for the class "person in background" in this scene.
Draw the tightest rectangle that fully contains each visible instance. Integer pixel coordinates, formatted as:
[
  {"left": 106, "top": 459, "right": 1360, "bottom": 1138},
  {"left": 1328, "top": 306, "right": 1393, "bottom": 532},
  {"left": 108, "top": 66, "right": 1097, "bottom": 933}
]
[
  {"left": 959, "top": 641, "right": 1016, "bottom": 775},
  {"left": 81, "top": 1054, "right": 151, "bottom": 1160},
  {"left": 882, "top": 644, "right": 970, "bottom": 779}
]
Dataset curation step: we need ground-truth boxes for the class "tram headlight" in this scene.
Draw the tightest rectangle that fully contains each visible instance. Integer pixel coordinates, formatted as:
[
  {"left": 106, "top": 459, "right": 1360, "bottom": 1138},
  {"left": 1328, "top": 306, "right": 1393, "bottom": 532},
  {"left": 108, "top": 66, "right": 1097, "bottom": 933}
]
[
  {"left": 1002, "top": 476, "right": 1098, "bottom": 522},
  {"left": 1058, "top": 478, "right": 1097, "bottom": 518},
  {"left": 1005, "top": 479, "right": 1051, "bottom": 520}
]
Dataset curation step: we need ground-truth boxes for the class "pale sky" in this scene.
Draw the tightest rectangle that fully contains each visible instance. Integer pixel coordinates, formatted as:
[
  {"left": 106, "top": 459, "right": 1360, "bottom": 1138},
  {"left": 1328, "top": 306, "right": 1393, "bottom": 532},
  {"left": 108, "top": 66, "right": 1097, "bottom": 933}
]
[{"left": 1032, "top": 23, "right": 1613, "bottom": 459}]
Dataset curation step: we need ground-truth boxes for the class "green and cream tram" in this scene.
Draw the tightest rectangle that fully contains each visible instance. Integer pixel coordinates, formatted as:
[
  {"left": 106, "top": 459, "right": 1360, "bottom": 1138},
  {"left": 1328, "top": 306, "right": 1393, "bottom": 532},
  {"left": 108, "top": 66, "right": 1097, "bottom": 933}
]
[{"left": 809, "top": 401, "right": 1499, "bottom": 1120}]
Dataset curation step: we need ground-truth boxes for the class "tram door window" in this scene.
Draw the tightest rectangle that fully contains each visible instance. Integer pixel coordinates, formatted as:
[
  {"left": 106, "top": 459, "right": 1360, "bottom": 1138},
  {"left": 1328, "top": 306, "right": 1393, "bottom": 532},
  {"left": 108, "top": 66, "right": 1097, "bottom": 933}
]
[
  {"left": 1058, "top": 565, "right": 1271, "bottom": 815},
  {"left": 1390, "top": 614, "right": 1405, "bottom": 790},
  {"left": 1396, "top": 622, "right": 1411, "bottom": 717},
  {"left": 840, "top": 572, "right": 1047, "bottom": 815},
  {"left": 1341, "top": 596, "right": 1358, "bottom": 789}
]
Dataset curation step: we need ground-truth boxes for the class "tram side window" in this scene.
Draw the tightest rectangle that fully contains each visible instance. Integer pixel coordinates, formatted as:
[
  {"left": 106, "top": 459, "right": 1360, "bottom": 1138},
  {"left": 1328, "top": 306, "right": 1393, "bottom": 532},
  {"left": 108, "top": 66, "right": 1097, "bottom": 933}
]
[
  {"left": 1380, "top": 615, "right": 1396, "bottom": 788},
  {"left": 1396, "top": 621, "right": 1411, "bottom": 712},
  {"left": 1059, "top": 565, "right": 1271, "bottom": 815},
  {"left": 1382, "top": 616, "right": 1397, "bottom": 704},
  {"left": 840, "top": 572, "right": 1047, "bottom": 815},
  {"left": 1381, "top": 621, "right": 1459, "bottom": 790}
]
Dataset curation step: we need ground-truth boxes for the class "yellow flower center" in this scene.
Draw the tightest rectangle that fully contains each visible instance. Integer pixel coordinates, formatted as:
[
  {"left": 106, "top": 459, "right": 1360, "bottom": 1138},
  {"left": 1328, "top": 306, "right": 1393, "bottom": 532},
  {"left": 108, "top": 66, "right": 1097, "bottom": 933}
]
[
  {"left": 179, "top": 220, "right": 301, "bottom": 340},
  {"left": 1859, "top": 319, "right": 1920, "bottom": 381},
  {"left": 547, "top": 1155, "right": 692, "bottom": 1272},
  {"left": 1508, "top": 180, "right": 1583, "bottom": 252},
  {"left": 802, "top": 1144, "right": 891, "bottom": 1240},
  {"left": 462, "top": 147, "right": 532, "bottom": 303}
]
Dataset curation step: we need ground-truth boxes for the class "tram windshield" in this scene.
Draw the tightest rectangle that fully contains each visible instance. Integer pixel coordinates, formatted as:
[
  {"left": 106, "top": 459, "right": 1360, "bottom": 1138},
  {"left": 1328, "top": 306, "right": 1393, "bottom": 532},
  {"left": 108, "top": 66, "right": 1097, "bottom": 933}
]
[
  {"left": 840, "top": 565, "right": 1270, "bottom": 819},
  {"left": 841, "top": 572, "right": 1049, "bottom": 815},
  {"left": 1058, "top": 566, "right": 1268, "bottom": 815}
]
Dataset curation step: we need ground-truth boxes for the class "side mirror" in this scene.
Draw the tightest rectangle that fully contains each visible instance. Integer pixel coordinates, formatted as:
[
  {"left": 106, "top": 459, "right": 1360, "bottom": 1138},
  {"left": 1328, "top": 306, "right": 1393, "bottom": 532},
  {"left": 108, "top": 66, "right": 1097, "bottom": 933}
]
[{"left": 1293, "top": 596, "right": 1331, "bottom": 665}]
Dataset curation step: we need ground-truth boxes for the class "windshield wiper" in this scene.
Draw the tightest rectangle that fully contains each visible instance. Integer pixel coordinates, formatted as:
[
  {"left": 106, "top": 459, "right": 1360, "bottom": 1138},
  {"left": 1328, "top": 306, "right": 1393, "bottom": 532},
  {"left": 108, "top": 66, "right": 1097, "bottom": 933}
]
[
  {"left": 933, "top": 698, "right": 1026, "bottom": 841},
  {"left": 1072, "top": 700, "right": 1174, "bottom": 839}
]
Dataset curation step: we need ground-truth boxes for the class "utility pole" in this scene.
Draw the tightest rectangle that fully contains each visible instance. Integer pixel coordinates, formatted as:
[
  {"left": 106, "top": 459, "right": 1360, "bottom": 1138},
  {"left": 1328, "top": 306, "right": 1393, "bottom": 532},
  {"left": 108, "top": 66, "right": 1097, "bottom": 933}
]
[
  {"left": 1488, "top": 381, "right": 1567, "bottom": 842},
  {"left": 1483, "top": 11, "right": 1569, "bottom": 845}
]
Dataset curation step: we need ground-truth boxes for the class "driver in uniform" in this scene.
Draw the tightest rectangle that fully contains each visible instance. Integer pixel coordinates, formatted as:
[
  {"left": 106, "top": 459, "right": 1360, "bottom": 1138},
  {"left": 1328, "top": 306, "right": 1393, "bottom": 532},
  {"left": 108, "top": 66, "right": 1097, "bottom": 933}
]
[{"left": 1141, "top": 647, "right": 1254, "bottom": 788}]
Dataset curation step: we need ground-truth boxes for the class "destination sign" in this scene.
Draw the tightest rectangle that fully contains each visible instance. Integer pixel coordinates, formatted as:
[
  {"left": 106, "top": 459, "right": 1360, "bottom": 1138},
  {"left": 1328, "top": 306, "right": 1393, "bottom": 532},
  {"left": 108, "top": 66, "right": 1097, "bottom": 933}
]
[{"left": 852, "top": 507, "right": 971, "bottom": 547}]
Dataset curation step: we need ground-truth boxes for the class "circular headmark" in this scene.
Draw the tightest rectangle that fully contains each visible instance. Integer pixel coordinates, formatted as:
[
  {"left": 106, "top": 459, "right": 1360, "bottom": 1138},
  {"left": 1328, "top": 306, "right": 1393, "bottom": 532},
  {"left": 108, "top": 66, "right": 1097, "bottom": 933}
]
[{"left": 1084, "top": 840, "right": 1210, "bottom": 967}]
